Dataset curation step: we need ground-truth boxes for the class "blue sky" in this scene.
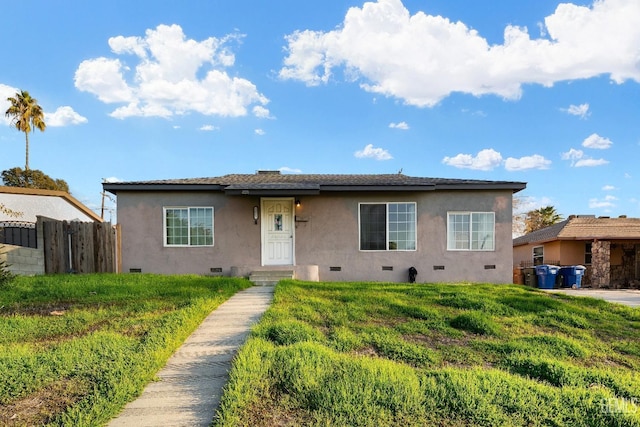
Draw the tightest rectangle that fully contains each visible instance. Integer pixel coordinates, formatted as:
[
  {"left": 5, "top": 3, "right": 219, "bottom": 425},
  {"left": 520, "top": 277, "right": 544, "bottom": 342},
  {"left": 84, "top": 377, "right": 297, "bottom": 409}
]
[{"left": 1, "top": 0, "right": 639, "bottom": 225}]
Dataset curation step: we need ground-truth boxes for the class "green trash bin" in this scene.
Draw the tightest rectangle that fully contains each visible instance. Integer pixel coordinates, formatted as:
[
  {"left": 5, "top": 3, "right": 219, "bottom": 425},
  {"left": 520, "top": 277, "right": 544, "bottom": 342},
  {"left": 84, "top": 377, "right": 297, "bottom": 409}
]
[{"left": 535, "top": 265, "right": 559, "bottom": 289}]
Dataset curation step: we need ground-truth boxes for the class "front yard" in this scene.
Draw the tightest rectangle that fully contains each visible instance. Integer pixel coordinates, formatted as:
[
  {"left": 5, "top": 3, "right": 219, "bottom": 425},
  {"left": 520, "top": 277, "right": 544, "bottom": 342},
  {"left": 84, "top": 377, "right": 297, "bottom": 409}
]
[
  {"left": 216, "top": 280, "right": 640, "bottom": 426},
  {"left": 0, "top": 274, "right": 251, "bottom": 426}
]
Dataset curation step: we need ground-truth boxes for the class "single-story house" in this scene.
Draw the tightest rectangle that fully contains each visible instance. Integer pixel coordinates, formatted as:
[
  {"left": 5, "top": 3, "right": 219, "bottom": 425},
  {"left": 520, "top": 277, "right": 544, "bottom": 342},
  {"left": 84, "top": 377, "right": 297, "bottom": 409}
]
[
  {"left": 513, "top": 215, "right": 640, "bottom": 288},
  {"left": 103, "top": 171, "right": 526, "bottom": 283},
  {"left": 0, "top": 186, "right": 102, "bottom": 223},
  {"left": 0, "top": 186, "right": 103, "bottom": 275}
]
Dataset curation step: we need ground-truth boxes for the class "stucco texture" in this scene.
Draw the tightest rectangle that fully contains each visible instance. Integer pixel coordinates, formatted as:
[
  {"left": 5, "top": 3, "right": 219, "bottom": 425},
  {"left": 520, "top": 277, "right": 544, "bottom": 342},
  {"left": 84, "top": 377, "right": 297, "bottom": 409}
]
[{"left": 116, "top": 189, "right": 515, "bottom": 284}]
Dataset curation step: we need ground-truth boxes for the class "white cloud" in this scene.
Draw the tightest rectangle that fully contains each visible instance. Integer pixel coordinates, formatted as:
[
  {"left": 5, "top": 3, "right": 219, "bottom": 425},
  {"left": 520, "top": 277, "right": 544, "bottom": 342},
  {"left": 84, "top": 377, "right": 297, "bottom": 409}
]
[
  {"left": 582, "top": 133, "right": 613, "bottom": 149},
  {"left": 0, "top": 84, "right": 18, "bottom": 125},
  {"left": 563, "top": 103, "right": 590, "bottom": 119},
  {"left": 602, "top": 185, "right": 616, "bottom": 191},
  {"left": 355, "top": 143, "right": 393, "bottom": 160},
  {"left": 505, "top": 154, "right": 551, "bottom": 171},
  {"left": 102, "top": 177, "right": 122, "bottom": 183},
  {"left": 255, "top": 128, "right": 266, "bottom": 135},
  {"left": 75, "top": 24, "right": 268, "bottom": 119},
  {"left": 279, "top": 166, "right": 302, "bottom": 174},
  {"left": 2, "top": 84, "right": 87, "bottom": 128},
  {"left": 253, "top": 105, "right": 274, "bottom": 119},
  {"left": 389, "top": 121, "right": 409, "bottom": 130},
  {"left": 280, "top": 0, "right": 640, "bottom": 106},
  {"left": 199, "top": 124, "right": 219, "bottom": 131},
  {"left": 45, "top": 106, "right": 88, "bottom": 127},
  {"left": 561, "top": 148, "right": 607, "bottom": 167},
  {"left": 574, "top": 158, "right": 609, "bottom": 167},
  {"left": 561, "top": 148, "right": 584, "bottom": 162},
  {"left": 442, "top": 148, "right": 503, "bottom": 171},
  {"left": 589, "top": 194, "right": 617, "bottom": 209}
]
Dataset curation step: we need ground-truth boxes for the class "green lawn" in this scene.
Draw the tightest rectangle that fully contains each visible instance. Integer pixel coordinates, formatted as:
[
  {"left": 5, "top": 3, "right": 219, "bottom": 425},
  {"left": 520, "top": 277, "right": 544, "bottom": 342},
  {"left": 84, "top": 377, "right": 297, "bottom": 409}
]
[
  {"left": 216, "top": 280, "right": 640, "bottom": 427},
  {"left": 0, "top": 273, "right": 251, "bottom": 426}
]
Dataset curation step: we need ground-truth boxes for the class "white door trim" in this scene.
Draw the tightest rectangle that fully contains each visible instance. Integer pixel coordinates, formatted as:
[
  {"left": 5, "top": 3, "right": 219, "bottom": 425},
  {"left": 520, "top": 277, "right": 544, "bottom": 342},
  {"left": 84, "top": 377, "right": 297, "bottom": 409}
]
[{"left": 261, "top": 198, "right": 295, "bottom": 266}]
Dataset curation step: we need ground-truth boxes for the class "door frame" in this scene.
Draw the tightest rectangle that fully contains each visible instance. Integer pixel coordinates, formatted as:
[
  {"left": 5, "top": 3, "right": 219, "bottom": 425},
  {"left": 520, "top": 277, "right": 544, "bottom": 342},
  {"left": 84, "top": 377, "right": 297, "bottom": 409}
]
[{"left": 260, "top": 197, "right": 295, "bottom": 266}]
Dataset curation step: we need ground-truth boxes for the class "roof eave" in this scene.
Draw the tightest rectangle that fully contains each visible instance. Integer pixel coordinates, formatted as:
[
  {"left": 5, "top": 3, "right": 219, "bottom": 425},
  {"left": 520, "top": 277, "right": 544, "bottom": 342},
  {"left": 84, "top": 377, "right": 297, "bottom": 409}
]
[
  {"left": 437, "top": 183, "right": 527, "bottom": 192},
  {"left": 319, "top": 185, "right": 436, "bottom": 192},
  {"left": 103, "top": 183, "right": 225, "bottom": 194},
  {"left": 224, "top": 189, "right": 321, "bottom": 196}
]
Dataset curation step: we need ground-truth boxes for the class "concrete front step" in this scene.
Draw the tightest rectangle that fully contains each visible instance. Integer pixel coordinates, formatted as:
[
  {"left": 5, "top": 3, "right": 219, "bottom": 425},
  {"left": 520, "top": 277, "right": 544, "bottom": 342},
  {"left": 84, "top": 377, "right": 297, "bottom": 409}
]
[{"left": 249, "top": 269, "right": 294, "bottom": 286}]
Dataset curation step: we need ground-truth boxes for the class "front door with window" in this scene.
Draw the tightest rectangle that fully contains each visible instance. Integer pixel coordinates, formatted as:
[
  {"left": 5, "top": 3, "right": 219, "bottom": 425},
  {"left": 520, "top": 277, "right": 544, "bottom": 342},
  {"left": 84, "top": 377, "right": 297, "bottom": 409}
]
[{"left": 261, "top": 198, "right": 294, "bottom": 265}]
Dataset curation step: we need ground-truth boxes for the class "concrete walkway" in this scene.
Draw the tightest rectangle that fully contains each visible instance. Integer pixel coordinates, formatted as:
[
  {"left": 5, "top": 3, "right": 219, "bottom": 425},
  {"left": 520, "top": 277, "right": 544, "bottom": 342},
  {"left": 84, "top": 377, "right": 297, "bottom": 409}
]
[
  {"left": 545, "top": 288, "right": 640, "bottom": 308},
  {"left": 108, "top": 285, "right": 274, "bottom": 427}
]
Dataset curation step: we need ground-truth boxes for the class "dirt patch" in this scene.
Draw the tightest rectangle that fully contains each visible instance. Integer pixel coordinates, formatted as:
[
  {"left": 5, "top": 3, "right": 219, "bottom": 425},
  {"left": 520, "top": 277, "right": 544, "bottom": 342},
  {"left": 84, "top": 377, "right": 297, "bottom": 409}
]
[
  {"left": 240, "top": 392, "right": 312, "bottom": 427},
  {"left": 0, "top": 303, "right": 76, "bottom": 317},
  {"left": 0, "top": 378, "right": 90, "bottom": 426},
  {"left": 352, "top": 346, "right": 379, "bottom": 358},
  {"left": 405, "top": 332, "right": 472, "bottom": 349}
]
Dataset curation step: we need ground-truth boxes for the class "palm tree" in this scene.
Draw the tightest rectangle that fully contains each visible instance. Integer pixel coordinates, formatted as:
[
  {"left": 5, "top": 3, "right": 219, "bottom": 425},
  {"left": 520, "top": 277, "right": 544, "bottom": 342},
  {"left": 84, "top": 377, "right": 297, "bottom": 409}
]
[
  {"left": 524, "top": 206, "right": 563, "bottom": 233},
  {"left": 5, "top": 90, "right": 46, "bottom": 171}
]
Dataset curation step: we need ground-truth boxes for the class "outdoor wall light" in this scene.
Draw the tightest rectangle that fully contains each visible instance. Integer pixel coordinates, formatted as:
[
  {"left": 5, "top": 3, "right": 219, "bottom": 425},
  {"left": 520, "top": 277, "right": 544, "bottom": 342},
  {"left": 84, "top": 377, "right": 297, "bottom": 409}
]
[
  {"left": 295, "top": 199, "right": 301, "bottom": 207},
  {"left": 253, "top": 206, "right": 259, "bottom": 224}
]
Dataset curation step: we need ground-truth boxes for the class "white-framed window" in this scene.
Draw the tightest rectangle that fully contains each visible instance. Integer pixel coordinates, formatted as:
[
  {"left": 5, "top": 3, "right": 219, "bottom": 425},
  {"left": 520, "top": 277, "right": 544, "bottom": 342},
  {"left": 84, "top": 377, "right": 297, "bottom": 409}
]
[
  {"left": 359, "top": 202, "right": 416, "bottom": 251},
  {"left": 447, "top": 212, "right": 495, "bottom": 251},
  {"left": 164, "top": 207, "right": 214, "bottom": 247},
  {"left": 533, "top": 246, "right": 544, "bottom": 265}
]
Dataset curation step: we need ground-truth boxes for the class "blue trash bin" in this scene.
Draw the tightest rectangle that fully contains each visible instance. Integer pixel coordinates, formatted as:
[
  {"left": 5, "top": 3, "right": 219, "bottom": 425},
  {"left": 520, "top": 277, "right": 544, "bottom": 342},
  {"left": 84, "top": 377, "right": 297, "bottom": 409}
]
[
  {"left": 535, "top": 265, "right": 559, "bottom": 289},
  {"left": 559, "top": 265, "right": 586, "bottom": 289}
]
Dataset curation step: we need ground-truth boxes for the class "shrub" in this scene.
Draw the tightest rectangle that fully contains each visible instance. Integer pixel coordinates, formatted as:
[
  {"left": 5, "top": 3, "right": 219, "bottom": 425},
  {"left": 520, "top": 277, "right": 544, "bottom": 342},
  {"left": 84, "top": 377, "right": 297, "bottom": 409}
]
[
  {"left": 367, "top": 331, "right": 439, "bottom": 367},
  {"left": 0, "top": 252, "right": 15, "bottom": 287},
  {"left": 253, "top": 319, "right": 324, "bottom": 346},
  {"left": 450, "top": 311, "right": 501, "bottom": 336}
]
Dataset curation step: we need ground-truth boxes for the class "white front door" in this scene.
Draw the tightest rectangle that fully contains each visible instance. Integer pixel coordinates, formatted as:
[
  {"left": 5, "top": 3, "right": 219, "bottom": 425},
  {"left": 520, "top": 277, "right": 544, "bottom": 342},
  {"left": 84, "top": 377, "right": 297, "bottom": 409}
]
[{"left": 261, "top": 198, "right": 294, "bottom": 265}]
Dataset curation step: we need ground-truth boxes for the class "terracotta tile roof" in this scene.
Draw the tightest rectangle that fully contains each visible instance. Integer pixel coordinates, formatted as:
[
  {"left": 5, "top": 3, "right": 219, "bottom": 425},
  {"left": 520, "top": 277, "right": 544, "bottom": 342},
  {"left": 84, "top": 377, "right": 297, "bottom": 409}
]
[
  {"left": 104, "top": 172, "right": 526, "bottom": 193},
  {"left": 513, "top": 216, "right": 640, "bottom": 246}
]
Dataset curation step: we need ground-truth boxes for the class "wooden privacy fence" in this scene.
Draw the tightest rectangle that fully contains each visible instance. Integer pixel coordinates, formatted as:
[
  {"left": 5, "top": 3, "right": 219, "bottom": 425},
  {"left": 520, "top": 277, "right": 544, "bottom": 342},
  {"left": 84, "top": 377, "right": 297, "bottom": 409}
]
[{"left": 42, "top": 219, "right": 120, "bottom": 274}]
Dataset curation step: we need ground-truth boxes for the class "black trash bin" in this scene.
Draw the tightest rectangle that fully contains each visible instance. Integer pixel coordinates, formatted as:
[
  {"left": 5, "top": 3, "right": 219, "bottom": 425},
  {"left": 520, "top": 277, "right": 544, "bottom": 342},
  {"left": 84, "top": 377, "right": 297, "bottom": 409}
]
[
  {"left": 535, "top": 265, "right": 559, "bottom": 289},
  {"left": 523, "top": 267, "right": 537, "bottom": 287},
  {"left": 559, "top": 265, "right": 586, "bottom": 289}
]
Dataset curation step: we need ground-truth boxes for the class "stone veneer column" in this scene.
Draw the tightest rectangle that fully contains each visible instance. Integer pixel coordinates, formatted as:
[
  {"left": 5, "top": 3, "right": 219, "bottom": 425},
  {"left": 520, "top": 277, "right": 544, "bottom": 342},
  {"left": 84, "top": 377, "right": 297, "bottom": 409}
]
[{"left": 591, "top": 240, "right": 610, "bottom": 288}]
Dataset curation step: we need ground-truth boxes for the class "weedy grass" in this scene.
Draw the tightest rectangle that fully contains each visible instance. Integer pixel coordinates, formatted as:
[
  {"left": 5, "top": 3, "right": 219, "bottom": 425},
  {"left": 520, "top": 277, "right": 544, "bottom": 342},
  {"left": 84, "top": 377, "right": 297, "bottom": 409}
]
[
  {"left": 0, "top": 273, "right": 250, "bottom": 426},
  {"left": 216, "top": 280, "right": 640, "bottom": 426}
]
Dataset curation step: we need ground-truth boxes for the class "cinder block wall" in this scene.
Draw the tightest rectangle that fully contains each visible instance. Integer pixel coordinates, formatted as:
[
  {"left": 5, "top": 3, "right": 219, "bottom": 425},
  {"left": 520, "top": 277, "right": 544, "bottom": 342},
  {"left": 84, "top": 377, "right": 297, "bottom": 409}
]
[{"left": 0, "top": 244, "right": 45, "bottom": 276}]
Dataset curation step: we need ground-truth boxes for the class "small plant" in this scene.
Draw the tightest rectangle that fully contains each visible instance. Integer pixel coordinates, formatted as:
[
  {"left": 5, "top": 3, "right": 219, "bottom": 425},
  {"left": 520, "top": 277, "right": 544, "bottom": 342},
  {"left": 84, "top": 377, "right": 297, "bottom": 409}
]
[
  {"left": 0, "top": 249, "right": 15, "bottom": 287},
  {"left": 450, "top": 311, "right": 501, "bottom": 336}
]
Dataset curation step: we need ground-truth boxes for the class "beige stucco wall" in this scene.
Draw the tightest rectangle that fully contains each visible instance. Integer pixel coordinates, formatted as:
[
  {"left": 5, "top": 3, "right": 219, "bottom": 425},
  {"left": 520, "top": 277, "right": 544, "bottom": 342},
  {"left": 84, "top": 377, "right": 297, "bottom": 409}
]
[
  {"left": 116, "top": 189, "right": 515, "bottom": 283},
  {"left": 513, "top": 240, "right": 589, "bottom": 267}
]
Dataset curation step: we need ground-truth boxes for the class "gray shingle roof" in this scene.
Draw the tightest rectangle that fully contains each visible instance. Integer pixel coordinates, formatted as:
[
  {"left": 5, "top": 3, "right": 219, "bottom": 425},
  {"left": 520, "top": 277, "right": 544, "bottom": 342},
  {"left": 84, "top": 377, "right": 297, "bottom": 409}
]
[
  {"left": 513, "top": 216, "right": 640, "bottom": 245},
  {"left": 104, "top": 172, "right": 526, "bottom": 194}
]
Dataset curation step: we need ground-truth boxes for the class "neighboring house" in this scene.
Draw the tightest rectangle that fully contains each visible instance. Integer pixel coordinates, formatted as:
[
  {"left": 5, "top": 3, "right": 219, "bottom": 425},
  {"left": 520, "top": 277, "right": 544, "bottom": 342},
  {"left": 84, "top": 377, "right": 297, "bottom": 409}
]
[
  {"left": 0, "top": 186, "right": 103, "bottom": 275},
  {"left": 103, "top": 171, "right": 526, "bottom": 283},
  {"left": 513, "top": 215, "right": 640, "bottom": 288},
  {"left": 0, "top": 186, "right": 102, "bottom": 223}
]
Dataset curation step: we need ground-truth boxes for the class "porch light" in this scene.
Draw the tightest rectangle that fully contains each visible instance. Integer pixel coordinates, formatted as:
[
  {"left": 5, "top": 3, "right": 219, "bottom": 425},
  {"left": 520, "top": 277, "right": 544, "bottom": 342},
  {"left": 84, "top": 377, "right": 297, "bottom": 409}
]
[
  {"left": 253, "top": 206, "right": 259, "bottom": 224},
  {"left": 295, "top": 199, "right": 301, "bottom": 207}
]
